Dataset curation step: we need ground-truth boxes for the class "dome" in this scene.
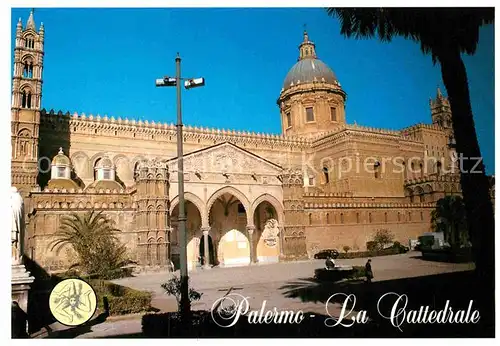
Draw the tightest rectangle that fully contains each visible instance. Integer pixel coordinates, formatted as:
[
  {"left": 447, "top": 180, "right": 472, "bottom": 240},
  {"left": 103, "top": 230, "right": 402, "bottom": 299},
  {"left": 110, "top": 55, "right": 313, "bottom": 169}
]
[
  {"left": 91, "top": 180, "right": 123, "bottom": 191},
  {"left": 52, "top": 147, "right": 71, "bottom": 166},
  {"left": 47, "top": 178, "right": 79, "bottom": 190},
  {"left": 283, "top": 59, "right": 338, "bottom": 90}
]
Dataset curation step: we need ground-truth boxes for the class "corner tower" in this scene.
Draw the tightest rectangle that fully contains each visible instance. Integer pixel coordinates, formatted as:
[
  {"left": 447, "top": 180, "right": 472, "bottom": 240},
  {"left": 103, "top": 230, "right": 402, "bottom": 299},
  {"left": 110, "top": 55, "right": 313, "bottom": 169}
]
[
  {"left": 11, "top": 10, "right": 44, "bottom": 193},
  {"left": 277, "top": 31, "right": 346, "bottom": 138}
]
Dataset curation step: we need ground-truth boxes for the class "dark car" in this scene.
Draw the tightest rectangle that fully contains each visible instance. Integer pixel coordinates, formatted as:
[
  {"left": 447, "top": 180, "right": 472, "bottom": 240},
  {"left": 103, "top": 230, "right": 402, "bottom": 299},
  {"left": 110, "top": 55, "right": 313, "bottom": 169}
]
[{"left": 314, "top": 249, "right": 339, "bottom": 259}]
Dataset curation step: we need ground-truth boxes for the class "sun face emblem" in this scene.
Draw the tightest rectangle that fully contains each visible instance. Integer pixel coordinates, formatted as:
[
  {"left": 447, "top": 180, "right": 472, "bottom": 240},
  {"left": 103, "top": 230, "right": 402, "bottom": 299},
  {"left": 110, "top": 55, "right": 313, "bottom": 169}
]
[{"left": 49, "top": 278, "right": 97, "bottom": 326}]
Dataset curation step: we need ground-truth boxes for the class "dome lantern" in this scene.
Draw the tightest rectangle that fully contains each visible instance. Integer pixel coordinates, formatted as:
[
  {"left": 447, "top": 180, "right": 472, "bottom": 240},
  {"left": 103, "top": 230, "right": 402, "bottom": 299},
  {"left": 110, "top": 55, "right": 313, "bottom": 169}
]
[
  {"left": 94, "top": 156, "right": 116, "bottom": 181},
  {"left": 51, "top": 147, "right": 72, "bottom": 180}
]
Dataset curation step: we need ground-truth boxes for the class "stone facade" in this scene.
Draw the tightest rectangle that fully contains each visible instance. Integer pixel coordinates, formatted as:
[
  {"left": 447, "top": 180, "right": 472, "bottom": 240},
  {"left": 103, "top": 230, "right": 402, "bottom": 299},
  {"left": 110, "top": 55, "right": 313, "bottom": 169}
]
[{"left": 11, "top": 12, "right": 481, "bottom": 273}]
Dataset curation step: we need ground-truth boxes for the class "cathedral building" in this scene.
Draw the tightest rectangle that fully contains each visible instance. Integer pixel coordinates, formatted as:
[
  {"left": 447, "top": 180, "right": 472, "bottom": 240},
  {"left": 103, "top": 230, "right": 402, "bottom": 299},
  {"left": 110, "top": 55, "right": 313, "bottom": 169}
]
[{"left": 12, "top": 11, "right": 468, "bottom": 272}]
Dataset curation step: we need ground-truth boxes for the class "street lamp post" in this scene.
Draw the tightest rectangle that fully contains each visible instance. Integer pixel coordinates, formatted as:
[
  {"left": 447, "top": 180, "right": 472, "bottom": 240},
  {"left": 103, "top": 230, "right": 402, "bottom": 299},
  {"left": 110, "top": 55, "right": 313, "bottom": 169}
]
[{"left": 156, "top": 53, "right": 205, "bottom": 316}]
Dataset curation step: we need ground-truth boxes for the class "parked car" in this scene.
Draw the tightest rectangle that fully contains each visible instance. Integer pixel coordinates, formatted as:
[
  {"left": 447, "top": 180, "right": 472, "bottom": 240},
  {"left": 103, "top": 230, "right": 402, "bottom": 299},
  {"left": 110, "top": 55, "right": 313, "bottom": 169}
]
[{"left": 314, "top": 249, "right": 339, "bottom": 259}]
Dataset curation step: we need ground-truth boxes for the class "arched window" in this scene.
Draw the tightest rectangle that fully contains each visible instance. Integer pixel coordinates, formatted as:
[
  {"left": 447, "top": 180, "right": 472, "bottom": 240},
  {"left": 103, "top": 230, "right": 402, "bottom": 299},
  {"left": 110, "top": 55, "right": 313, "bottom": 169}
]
[
  {"left": 369, "top": 213, "right": 372, "bottom": 223},
  {"left": 397, "top": 212, "right": 401, "bottom": 222},
  {"left": 308, "top": 213, "right": 312, "bottom": 225},
  {"left": 384, "top": 212, "right": 388, "bottom": 223},
  {"left": 21, "top": 90, "right": 27, "bottom": 108},
  {"left": 340, "top": 213, "right": 344, "bottom": 224},
  {"left": 420, "top": 212, "right": 424, "bottom": 221},
  {"left": 419, "top": 163, "right": 424, "bottom": 177},
  {"left": 409, "top": 212, "right": 412, "bottom": 222},
  {"left": 323, "top": 167, "right": 329, "bottom": 184},
  {"left": 436, "top": 161, "right": 442, "bottom": 175},
  {"left": 374, "top": 161, "right": 381, "bottom": 179},
  {"left": 326, "top": 213, "right": 330, "bottom": 224},
  {"left": 356, "top": 212, "right": 360, "bottom": 223}
]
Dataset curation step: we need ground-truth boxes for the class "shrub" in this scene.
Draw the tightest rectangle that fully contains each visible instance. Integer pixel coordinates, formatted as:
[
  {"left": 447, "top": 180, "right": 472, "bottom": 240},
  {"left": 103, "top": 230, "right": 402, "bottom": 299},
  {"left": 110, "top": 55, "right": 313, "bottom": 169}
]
[
  {"left": 343, "top": 245, "right": 351, "bottom": 253},
  {"left": 161, "top": 276, "right": 202, "bottom": 311},
  {"left": 90, "top": 279, "right": 151, "bottom": 316},
  {"left": 372, "top": 229, "right": 395, "bottom": 249},
  {"left": 337, "top": 247, "right": 400, "bottom": 259}
]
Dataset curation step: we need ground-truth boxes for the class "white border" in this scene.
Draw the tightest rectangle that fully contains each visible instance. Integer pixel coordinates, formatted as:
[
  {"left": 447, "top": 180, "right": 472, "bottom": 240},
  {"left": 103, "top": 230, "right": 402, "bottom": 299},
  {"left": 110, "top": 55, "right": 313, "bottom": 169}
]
[{"left": 1, "top": 2, "right": 498, "bottom": 345}]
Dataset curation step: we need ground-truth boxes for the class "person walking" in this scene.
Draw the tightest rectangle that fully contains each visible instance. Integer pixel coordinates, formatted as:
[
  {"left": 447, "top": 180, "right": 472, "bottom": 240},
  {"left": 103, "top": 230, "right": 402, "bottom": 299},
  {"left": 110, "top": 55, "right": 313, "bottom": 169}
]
[{"left": 365, "top": 259, "right": 374, "bottom": 283}]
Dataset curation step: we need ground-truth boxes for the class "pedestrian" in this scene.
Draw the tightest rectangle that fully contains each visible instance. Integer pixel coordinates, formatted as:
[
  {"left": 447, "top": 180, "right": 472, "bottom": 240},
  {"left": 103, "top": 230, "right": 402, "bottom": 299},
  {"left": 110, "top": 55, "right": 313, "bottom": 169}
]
[
  {"left": 365, "top": 259, "right": 374, "bottom": 283},
  {"left": 325, "top": 255, "right": 335, "bottom": 270}
]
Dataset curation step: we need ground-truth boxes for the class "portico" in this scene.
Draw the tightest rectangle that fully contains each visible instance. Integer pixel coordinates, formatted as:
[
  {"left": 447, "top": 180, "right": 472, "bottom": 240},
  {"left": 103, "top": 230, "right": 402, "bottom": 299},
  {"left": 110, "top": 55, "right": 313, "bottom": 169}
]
[{"left": 168, "top": 142, "right": 284, "bottom": 270}]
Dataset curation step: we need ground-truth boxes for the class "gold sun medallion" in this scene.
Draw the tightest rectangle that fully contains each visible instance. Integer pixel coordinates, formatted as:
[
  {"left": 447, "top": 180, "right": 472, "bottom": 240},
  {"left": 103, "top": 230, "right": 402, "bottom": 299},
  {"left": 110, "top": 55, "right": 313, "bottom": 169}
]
[{"left": 49, "top": 278, "right": 97, "bottom": 326}]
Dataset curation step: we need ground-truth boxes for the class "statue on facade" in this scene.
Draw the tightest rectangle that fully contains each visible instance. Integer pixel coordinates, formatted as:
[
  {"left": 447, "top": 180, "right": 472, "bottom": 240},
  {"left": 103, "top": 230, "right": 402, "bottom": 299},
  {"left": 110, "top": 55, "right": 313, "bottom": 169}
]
[{"left": 11, "top": 187, "right": 25, "bottom": 266}]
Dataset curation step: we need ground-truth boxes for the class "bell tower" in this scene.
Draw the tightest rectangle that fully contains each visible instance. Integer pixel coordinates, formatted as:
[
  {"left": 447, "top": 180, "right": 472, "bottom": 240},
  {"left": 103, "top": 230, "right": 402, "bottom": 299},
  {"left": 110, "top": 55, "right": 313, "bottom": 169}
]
[
  {"left": 11, "top": 10, "right": 44, "bottom": 193},
  {"left": 430, "top": 87, "right": 452, "bottom": 129}
]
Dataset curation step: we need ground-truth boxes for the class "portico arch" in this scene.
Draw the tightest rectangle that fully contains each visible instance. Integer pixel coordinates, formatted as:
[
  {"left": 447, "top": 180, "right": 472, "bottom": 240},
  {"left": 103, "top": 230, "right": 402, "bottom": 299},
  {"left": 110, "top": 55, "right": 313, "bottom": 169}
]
[
  {"left": 250, "top": 193, "right": 284, "bottom": 224},
  {"left": 207, "top": 186, "right": 251, "bottom": 222},
  {"left": 170, "top": 198, "right": 203, "bottom": 271},
  {"left": 170, "top": 192, "right": 208, "bottom": 227}
]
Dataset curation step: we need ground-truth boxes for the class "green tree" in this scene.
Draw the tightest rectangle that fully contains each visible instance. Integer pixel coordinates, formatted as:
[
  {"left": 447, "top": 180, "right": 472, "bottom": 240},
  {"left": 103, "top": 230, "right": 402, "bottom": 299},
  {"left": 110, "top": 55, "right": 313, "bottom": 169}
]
[
  {"left": 50, "top": 210, "right": 129, "bottom": 278},
  {"left": 327, "top": 5, "right": 493, "bottom": 290},
  {"left": 431, "top": 196, "right": 469, "bottom": 248}
]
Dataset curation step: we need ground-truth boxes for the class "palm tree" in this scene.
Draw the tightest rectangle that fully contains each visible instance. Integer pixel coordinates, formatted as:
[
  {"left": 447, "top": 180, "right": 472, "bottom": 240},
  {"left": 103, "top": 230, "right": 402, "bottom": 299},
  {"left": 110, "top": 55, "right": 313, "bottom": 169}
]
[
  {"left": 326, "top": 8, "right": 494, "bottom": 332},
  {"left": 50, "top": 210, "right": 126, "bottom": 277},
  {"left": 431, "top": 196, "right": 468, "bottom": 248}
]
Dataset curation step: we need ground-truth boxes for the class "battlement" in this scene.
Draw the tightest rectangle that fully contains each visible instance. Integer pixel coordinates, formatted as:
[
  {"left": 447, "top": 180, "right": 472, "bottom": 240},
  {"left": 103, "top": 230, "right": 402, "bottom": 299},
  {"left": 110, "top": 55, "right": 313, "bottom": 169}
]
[
  {"left": 39, "top": 108, "right": 311, "bottom": 148},
  {"left": 303, "top": 201, "right": 434, "bottom": 209}
]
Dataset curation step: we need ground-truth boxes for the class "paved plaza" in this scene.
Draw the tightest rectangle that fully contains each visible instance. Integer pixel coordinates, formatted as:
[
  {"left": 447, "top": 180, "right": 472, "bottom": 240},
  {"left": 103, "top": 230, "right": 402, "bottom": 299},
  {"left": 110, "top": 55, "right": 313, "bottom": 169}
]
[{"left": 63, "top": 252, "right": 474, "bottom": 338}]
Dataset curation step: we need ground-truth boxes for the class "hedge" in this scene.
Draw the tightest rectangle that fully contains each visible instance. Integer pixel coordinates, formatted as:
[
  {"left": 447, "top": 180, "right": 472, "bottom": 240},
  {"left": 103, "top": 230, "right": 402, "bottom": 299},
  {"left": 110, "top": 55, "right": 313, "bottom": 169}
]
[
  {"left": 89, "top": 279, "right": 152, "bottom": 316},
  {"left": 337, "top": 247, "right": 400, "bottom": 259}
]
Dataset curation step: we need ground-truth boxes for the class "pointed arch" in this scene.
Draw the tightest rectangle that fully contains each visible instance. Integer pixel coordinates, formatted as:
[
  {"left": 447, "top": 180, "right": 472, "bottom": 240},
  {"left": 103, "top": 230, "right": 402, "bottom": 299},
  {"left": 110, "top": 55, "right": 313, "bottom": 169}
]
[
  {"left": 206, "top": 186, "right": 251, "bottom": 223},
  {"left": 170, "top": 192, "right": 208, "bottom": 227},
  {"left": 250, "top": 193, "right": 284, "bottom": 224}
]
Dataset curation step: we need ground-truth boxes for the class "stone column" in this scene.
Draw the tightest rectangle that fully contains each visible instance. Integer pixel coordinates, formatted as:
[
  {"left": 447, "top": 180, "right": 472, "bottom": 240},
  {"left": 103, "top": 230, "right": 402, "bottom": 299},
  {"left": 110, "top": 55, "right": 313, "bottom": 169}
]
[
  {"left": 201, "top": 226, "right": 211, "bottom": 269},
  {"left": 247, "top": 225, "right": 255, "bottom": 264}
]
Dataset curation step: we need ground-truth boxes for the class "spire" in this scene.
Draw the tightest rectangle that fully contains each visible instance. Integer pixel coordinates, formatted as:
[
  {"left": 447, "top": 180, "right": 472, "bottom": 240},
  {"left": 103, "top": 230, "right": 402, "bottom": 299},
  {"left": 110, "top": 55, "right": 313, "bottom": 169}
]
[
  {"left": 26, "top": 9, "right": 35, "bottom": 30},
  {"left": 436, "top": 87, "right": 443, "bottom": 99},
  {"left": 298, "top": 29, "right": 317, "bottom": 60}
]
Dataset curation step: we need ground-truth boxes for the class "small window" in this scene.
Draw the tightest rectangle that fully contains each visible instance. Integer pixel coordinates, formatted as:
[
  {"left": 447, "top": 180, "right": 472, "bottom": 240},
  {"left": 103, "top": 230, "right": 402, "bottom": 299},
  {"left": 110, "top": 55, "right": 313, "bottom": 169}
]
[
  {"left": 57, "top": 166, "right": 65, "bottom": 178},
  {"left": 308, "top": 177, "right": 314, "bottom": 186},
  {"left": 369, "top": 213, "right": 372, "bottom": 223},
  {"left": 330, "top": 107, "right": 337, "bottom": 121},
  {"left": 286, "top": 112, "right": 291, "bottom": 128},
  {"left": 323, "top": 167, "right": 329, "bottom": 183},
  {"left": 356, "top": 213, "right": 360, "bottom": 223},
  {"left": 326, "top": 213, "right": 330, "bottom": 224},
  {"left": 305, "top": 107, "right": 314, "bottom": 122},
  {"left": 420, "top": 212, "right": 424, "bottom": 221},
  {"left": 340, "top": 213, "right": 344, "bottom": 224},
  {"left": 398, "top": 212, "right": 401, "bottom": 222},
  {"left": 384, "top": 212, "right": 388, "bottom": 223},
  {"left": 103, "top": 169, "right": 111, "bottom": 180},
  {"left": 308, "top": 213, "right": 312, "bottom": 225},
  {"left": 409, "top": 212, "right": 412, "bottom": 221}
]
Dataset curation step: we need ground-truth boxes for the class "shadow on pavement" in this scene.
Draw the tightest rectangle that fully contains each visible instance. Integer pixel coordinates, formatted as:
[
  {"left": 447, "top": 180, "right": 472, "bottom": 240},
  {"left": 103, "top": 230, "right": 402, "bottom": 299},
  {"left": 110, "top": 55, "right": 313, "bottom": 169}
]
[{"left": 280, "top": 270, "right": 494, "bottom": 337}]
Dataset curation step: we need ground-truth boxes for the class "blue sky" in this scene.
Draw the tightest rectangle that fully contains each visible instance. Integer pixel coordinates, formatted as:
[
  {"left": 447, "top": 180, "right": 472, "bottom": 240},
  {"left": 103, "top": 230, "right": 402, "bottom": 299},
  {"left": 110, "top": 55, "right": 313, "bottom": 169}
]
[{"left": 11, "top": 8, "right": 494, "bottom": 173}]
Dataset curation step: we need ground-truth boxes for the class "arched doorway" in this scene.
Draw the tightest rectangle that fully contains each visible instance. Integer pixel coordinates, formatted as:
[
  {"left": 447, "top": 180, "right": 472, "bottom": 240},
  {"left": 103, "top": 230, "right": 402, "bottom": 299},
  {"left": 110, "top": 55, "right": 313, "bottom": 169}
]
[
  {"left": 199, "top": 234, "right": 216, "bottom": 267},
  {"left": 208, "top": 190, "right": 250, "bottom": 267},
  {"left": 170, "top": 200, "right": 202, "bottom": 271}
]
